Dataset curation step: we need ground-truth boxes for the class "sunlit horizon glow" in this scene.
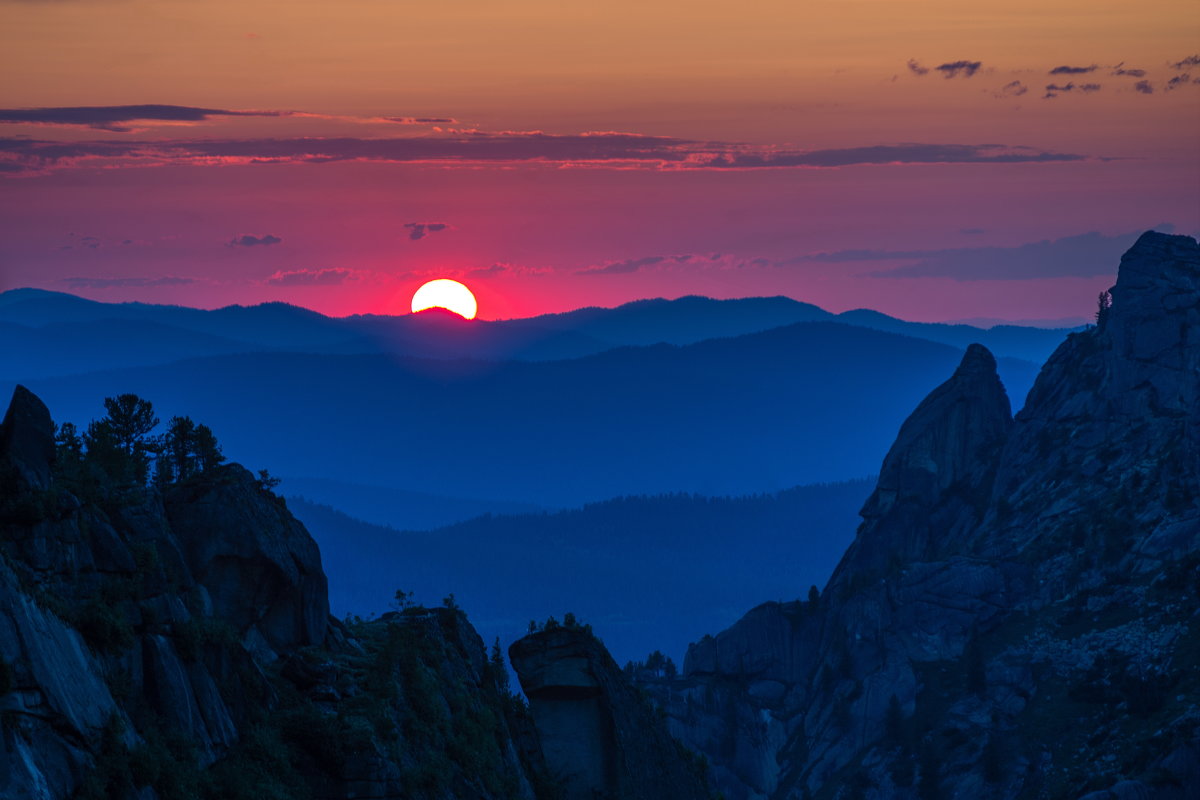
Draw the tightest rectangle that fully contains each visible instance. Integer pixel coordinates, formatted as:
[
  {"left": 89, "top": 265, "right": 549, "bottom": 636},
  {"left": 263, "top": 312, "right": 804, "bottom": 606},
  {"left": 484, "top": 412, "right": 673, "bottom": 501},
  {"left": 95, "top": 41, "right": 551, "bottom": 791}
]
[
  {"left": 411, "top": 279, "right": 479, "bottom": 320},
  {"left": 0, "top": 0, "right": 1196, "bottom": 321}
]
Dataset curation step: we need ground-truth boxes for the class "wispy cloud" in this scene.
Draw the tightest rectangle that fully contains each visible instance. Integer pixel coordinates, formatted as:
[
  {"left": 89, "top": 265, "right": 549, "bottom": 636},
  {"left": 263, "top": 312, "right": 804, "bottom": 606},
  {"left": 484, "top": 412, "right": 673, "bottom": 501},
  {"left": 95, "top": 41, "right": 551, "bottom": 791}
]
[
  {"left": 0, "top": 104, "right": 288, "bottom": 132},
  {"left": 1111, "top": 63, "right": 1147, "bottom": 78},
  {"left": 62, "top": 275, "right": 196, "bottom": 288},
  {"left": 403, "top": 222, "right": 451, "bottom": 240},
  {"left": 1043, "top": 82, "right": 1101, "bottom": 98},
  {"left": 994, "top": 80, "right": 1029, "bottom": 98},
  {"left": 229, "top": 233, "right": 282, "bottom": 247},
  {"left": 907, "top": 59, "right": 930, "bottom": 76},
  {"left": 0, "top": 133, "right": 1092, "bottom": 176},
  {"left": 1048, "top": 64, "right": 1098, "bottom": 75},
  {"left": 265, "top": 268, "right": 357, "bottom": 286},
  {"left": 792, "top": 228, "right": 1170, "bottom": 281},
  {"left": 935, "top": 60, "right": 982, "bottom": 78},
  {"left": 576, "top": 255, "right": 668, "bottom": 275},
  {"left": 382, "top": 117, "right": 457, "bottom": 125}
]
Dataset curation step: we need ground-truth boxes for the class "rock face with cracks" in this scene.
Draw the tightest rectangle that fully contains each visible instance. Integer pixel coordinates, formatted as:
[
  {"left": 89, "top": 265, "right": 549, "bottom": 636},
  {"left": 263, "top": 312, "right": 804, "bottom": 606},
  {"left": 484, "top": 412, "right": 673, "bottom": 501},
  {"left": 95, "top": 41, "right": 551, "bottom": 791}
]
[
  {"left": 640, "top": 231, "right": 1200, "bottom": 800},
  {"left": 0, "top": 386, "right": 547, "bottom": 799}
]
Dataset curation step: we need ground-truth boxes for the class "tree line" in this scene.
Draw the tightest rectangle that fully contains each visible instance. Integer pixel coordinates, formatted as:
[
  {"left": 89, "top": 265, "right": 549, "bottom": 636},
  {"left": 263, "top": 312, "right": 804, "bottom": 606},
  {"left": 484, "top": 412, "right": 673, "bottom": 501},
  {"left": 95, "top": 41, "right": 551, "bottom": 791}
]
[{"left": 54, "top": 393, "right": 226, "bottom": 490}]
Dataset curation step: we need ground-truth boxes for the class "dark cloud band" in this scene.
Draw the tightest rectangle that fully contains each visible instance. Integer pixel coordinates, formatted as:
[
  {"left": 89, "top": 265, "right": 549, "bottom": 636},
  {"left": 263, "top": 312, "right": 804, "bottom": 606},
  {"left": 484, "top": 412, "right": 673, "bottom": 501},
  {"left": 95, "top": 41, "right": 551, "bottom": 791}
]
[
  {"left": 0, "top": 105, "right": 287, "bottom": 132},
  {"left": 794, "top": 229, "right": 1169, "bottom": 280},
  {"left": 0, "top": 133, "right": 1090, "bottom": 176}
]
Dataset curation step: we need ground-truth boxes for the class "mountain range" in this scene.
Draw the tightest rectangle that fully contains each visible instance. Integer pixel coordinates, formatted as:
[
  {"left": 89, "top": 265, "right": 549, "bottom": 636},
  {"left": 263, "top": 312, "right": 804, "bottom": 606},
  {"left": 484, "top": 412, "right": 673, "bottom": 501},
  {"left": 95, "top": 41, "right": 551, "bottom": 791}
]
[
  {"left": 288, "top": 479, "right": 874, "bottom": 667},
  {"left": 0, "top": 288, "right": 1077, "bottom": 379},
  {"left": 8, "top": 319, "right": 1042, "bottom": 508},
  {"left": 0, "top": 230, "right": 1194, "bottom": 799}
]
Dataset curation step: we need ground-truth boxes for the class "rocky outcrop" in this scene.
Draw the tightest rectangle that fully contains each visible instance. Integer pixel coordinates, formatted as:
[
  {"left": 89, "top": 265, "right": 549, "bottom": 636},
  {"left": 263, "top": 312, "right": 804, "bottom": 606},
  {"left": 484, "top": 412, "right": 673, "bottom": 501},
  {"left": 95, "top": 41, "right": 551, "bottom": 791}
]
[
  {"left": 841, "top": 341, "right": 1013, "bottom": 578},
  {"left": 644, "top": 231, "right": 1200, "bottom": 800},
  {"left": 0, "top": 385, "right": 547, "bottom": 800},
  {"left": 164, "top": 466, "right": 328, "bottom": 655},
  {"left": 510, "top": 626, "right": 714, "bottom": 800},
  {"left": 0, "top": 385, "right": 56, "bottom": 491}
]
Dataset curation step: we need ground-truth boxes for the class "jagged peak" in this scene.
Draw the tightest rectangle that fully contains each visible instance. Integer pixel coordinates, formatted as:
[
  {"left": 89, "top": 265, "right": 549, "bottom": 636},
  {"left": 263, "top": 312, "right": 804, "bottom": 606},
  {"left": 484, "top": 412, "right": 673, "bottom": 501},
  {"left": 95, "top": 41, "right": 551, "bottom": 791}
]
[
  {"left": 953, "top": 342, "right": 999, "bottom": 379},
  {"left": 866, "top": 344, "right": 1011, "bottom": 510}
]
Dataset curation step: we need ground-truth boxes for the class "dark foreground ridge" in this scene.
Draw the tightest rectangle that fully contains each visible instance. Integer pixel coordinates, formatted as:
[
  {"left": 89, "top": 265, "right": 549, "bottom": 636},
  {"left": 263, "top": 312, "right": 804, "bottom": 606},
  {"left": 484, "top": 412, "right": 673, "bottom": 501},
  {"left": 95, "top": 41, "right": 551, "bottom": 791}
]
[
  {"left": 636, "top": 230, "right": 1200, "bottom": 798},
  {"left": 0, "top": 385, "right": 710, "bottom": 798}
]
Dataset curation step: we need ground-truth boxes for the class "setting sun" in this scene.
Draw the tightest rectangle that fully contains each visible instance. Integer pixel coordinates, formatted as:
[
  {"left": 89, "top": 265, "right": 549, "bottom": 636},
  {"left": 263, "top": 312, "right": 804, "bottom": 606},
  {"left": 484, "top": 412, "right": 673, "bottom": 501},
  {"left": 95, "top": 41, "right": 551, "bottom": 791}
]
[{"left": 411, "top": 279, "right": 478, "bottom": 320}]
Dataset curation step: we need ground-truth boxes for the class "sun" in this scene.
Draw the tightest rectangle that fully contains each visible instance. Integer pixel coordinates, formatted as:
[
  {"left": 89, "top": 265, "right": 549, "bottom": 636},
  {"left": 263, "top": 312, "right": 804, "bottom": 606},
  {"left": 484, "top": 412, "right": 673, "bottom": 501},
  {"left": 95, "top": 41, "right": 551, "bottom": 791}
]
[{"left": 410, "top": 279, "right": 478, "bottom": 320}]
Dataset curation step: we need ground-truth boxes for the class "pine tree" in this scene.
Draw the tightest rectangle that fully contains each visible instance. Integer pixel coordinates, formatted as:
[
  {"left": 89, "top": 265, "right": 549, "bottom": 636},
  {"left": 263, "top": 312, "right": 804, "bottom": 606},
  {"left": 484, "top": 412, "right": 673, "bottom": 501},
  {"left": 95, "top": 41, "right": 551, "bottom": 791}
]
[
  {"left": 53, "top": 422, "right": 84, "bottom": 483},
  {"left": 165, "top": 415, "right": 197, "bottom": 480},
  {"left": 102, "top": 394, "right": 159, "bottom": 457},
  {"left": 490, "top": 637, "right": 510, "bottom": 693},
  {"left": 94, "top": 395, "right": 159, "bottom": 485},
  {"left": 193, "top": 424, "right": 224, "bottom": 472}
]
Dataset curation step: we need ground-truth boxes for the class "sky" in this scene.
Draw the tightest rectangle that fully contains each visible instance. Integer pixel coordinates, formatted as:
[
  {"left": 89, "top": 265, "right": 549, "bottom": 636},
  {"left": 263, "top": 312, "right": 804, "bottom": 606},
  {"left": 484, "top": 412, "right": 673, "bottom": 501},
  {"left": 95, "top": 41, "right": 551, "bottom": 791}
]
[{"left": 1, "top": 0, "right": 1197, "bottom": 321}]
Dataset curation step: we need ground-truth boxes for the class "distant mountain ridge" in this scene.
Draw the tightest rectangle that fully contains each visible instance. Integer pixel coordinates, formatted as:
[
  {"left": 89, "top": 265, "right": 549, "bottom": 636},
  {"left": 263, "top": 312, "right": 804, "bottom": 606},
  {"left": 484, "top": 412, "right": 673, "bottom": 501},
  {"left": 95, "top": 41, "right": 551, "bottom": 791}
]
[
  {"left": 281, "top": 475, "right": 545, "bottom": 531},
  {"left": 287, "top": 478, "right": 875, "bottom": 667},
  {"left": 0, "top": 288, "right": 1078, "bottom": 379},
  {"left": 13, "top": 320, "right": 1041, "bottom": 507}
]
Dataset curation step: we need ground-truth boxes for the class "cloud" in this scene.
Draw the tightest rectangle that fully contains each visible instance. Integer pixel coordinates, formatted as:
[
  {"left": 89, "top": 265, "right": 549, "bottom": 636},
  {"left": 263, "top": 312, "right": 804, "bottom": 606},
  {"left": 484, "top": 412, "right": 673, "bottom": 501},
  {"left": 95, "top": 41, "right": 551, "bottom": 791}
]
[
  {"left": 63, "top": 276, "right": 195, "bottom": 288},
  {"left": 0, "top": 133, "right": 1092, "bottom": 176},
  {"left": 229, "top": 233, "right": 282, "bottom": 247},
  {"left": 795, "top": 228, "right": 1169, "bottom": 280},
  {"left": 959, "top": 228, "right": 986, "bottom": 235},
  {"left": 1170, "top": 55, "right": 1200, "bottom": 69},
  {"left": 265, "top": 268, "right": 356, "bottom": 286},
  {"left": 382, "top": 117, "right": 457, "bottom": 125},
  {"left": 934, "top": 60, "right": 982, "bottom": 78},
  {"left": 0, "top": 104, "right": 287, "bottom": 132},
  {"left": 403, "top": 222, "right": 451, "bottom": 240},
  {"left": 463, "top": 262, "right": 554, "bottom": 278},
  {"left": 907, "top": 59, "right": 930, "bottom": 76},
  {"left": 466, "top": 264, "right": 508, "bottom": 278},
  {"left": 995, "top": 80, "right": 1029, "bottom": 98},
  {"left": 1111, "top": 63, "right": 1146, "bottom": 78},
  {"left": 1134, "top": 80, "right": 1155, "bottom": 94},
  {"left": 1043, "top": 82, "right": 1101, "bottom": 98},
  {"left": 1166, "top": 73, "right": 1198, "bottom": 90},
  {"left": 699, "top": 143, "right": 1086, "bottom": 168},
  {"left": 1048, "top": 64, "right": 1098, "bottom": 75},
  {"left": 577, "top": 255, "right": 667, "bottom": 275}
]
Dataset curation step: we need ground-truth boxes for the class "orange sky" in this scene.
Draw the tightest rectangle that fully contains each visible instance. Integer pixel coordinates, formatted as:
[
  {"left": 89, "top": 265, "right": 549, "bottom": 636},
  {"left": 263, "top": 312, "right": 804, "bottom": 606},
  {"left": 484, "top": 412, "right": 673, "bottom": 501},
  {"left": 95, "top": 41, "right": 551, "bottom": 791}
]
[{"left": 1, "top": 0, "right": 1197, "bottom": 320}]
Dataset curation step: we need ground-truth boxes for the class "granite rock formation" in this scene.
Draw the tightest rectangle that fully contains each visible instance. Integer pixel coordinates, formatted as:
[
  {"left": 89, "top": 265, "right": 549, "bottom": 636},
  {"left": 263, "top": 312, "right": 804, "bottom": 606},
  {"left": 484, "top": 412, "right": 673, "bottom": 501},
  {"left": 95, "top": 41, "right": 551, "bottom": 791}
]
[
  {"left": 641, "top": 231, "right": 1200, "bottom": 799},
  {"left": 0, "top": 386, "right": 549, "bottom": 799},
  {"left": 510, "top": 625, "right": 714, "bottom": 800}
]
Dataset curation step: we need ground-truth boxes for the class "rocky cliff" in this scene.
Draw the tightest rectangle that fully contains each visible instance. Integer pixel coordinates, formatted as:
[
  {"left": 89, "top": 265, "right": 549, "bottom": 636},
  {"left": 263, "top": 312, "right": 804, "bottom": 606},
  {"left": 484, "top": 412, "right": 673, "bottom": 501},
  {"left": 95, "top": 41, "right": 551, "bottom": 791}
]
[
  {"left": 642, "top": 231, "right": 1200, "bottom": 799},
  {"left": 0, "top": 386, "right": 557, "bottom": 799},
  {"left": 509, "top": 625, "right": 714, "bottom": 800}
]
